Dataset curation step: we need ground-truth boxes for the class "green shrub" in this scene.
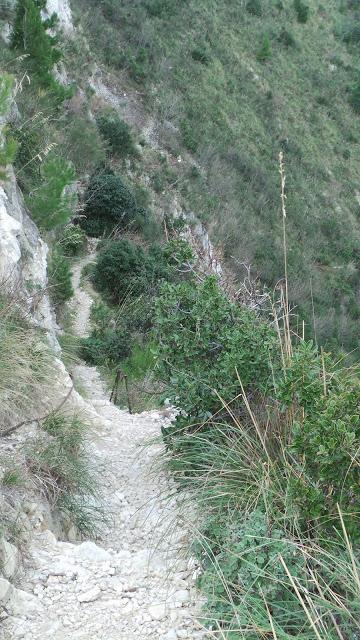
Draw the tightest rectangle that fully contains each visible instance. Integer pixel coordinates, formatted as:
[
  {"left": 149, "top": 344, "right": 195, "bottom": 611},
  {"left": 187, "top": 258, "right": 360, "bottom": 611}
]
[
  {"left": 191, "top": 47, "right": 210, "bottom": 65},
  {"left": 82, "top": 172, "right": 137, "bottom": 236},
  {"left": 196, "top": 508, "right": 307, "bottom": 630},
  {"left": 26, "top": 413, "right": 103, "bottom": 535},
  {"left": 342, "top": 23, "right": 360, "bottom": 44},
  {"left": 96, "top": 113, "right": 137, "bottom": 158},
  {"left": 277, "top": 342, "right": 360, "bottom": 536},
  {"left": 59, "top": 225, "right": 87, "bottom": 256},
  {"left": 81, "top": 331, "right": 130, "bottom": 366},
  {"left": 246, "top": 0, "right": 262, "bottom": 16},
  {"left": 278, "top": 28, "right": 297, "bottom": 48},
  {"left": 48, "top": 248, "right": 73, "bottom": 307},
  {"left": 257, "top": 34, "right": 272, "bottom": 62},
  {"left": 129, "top": 47, "right": 149, "bottom": 83},
  {"left": 65, "top": 115, "right": 106, "bottom": 174},
  {"left": 350, "top": 77, "right": 360, "bottom": 113},
  {"left": 28, "top": 156, "right": 76, "bottom": 230},
  {"left": 154, "top": 275, "right": 278, "bottom": 424},
  {"left": 0, "top": 74, "right": 17, "bottom": 179},
  {"left": 146, "top": 0, "right": 173, "bottom": 17},
  {"left": 294, "top": 0, "right": 310, "bottom": 23},
  {"left": 92, "top": 239, "right": 150, "bottom": 303},
  {"left": 10, "top": 0, "right": 68, "bottom": 98},
  {"left": 0, "top": 293, "right": 56, "bottom": 431},
  {"left": 180, "top": 119, "right": 199, "bottom": 153}
]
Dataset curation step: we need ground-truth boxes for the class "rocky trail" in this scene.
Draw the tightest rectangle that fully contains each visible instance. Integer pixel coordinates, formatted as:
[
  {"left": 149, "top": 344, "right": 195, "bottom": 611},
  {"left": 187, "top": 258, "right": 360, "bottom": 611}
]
[{"left": 3, "top": 255, "right": 205, "bottom": 640}]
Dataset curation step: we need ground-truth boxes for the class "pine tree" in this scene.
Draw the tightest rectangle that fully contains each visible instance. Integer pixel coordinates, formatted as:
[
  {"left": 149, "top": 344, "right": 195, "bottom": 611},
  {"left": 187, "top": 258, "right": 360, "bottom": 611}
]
[{"left": 10, "top": 0, "right": 61, "bottom": 86}]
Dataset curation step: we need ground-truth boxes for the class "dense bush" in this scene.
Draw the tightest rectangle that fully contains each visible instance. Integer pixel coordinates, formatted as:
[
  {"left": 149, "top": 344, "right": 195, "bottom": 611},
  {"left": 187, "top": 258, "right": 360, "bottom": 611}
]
[
  {"left": 65, "top": 115, "right": 106, "bottom": 174},
  {"left": 278, "top": 343, "right": 360, "bottom": 536},
  {"left": 96, "top": 113, "right": 137, "bottom": 158},
  {"left": 10, "top": 0, "right": 69, "bottom": 99},
  {"left": 92, "top": 239, "right": 148, "bottom": 303},
  {"left": 28, "top": 156, "right": 76, "bottom": 230},
  {"left": 81, "top": 331, "right": 130, "bottom": 366},
  {"left": 278, "top": 28, "right": 297, "bottom": 48},
  {"left": 59, "top": 225, "right": 87, "bottom": 256},
  {"left": 191, "top": 47, "right": 210, "bottom": 65},
  {"left": 294, "top": 0, "right": 309, "bottom": 23},
  {"left": 154, "top": 276, "right": 278, "bottom": 423},
  {"left": 82, "top": 172, "right": 137, "bottom": 236},
  {"left": 350, "top": 78, "right": 360, "bottom": 113},
  {"left": 246, "top": 0, "right": 262, "bottom": 16},
  {"left": 154, "top": 272, "right": 360, "bottom": 635},
  {"left": 48, "top": 248, "right": 73, "bottom": 307},
  {"left": 342, "top": 23, "right": 360, "bottom": 44},
  {"left": 257, "top": 34, "right": 272, "bottom": 62},
  {"left": 92, "top": 239, "right": 176, "bottom": 304}
]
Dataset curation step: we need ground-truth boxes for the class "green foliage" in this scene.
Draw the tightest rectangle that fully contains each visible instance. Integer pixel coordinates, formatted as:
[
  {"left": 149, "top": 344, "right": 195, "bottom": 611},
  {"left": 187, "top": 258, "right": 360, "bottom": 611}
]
[
  {"left": 154, "top": 276, "right": 278, "bottom": 422},
  {"left": 48, "top": 248, "right": 73, "bottom": 307},
  {"left": 80, "top": 300, "right": 130, "bottom": 367},
  {"left": 0, "top": 128, "right": 18, "bottom": 179},
  {"left": 0, "top": 73, "right": 13, "bottom": 117},
  {"left": 0, "top": 293, "right": 56, "bottom": 431},
  {"left": 0, "top": 74, "right": 17, "bottom": 179},
  {"left": 26, "top": 413, "right": 103, "bottom": 535},
  {"left": 81, "top": 332, "right": 130, "bottom": 366},
  {"left": 2, "top": 466, "right": 24, "bottom": 487},
  {"left": 75, "top": 0, "right": 360, "bottom": 352},
  {"left": 82, "top": 172, "right": 137, "bottom": 236},
  {"left": 257, "top": 34, "right": 272, "bottom": 62},
  {"left": 342, "top": 23, "right": 360, "bottom": 44},
  {"left": 196, "top": 508, "right": 307, "bottom": 630},
  {"left": 28, "top": 156, "right": 76, "bottom": 230},
  {"left": 180, "top": 119, "right": 199, "bottom": 153},
  {"left": 294, "top": 0, "right": 310, "bottom": 23},
  {"left": 191, "top": 47, "right": 210, "bottom": 65},
  {"left": 278, "top": 28, "right": 297, "bottom": 48},
  {"left": 122, "top": 341, "right": 155, "bottom": 380},
  {"left": 92, "top": 239, "right": 159, "bottom": 304},
  {"left": 10, "top": 0, "right": 67, "bottom": 98},
  {"left": 277, "top": 345, "right": 360, "bottom": 536},
  {"left": 350, "top": 77, "right": 360, "bottom": 114},
  {"left": 96, "top": 113, "right": 137, "bottom": 158},
  {"left": 64, "top": 115, "right": 107, "bottom": 174},
  {"left": 246, "top": 0, "right": 262, "bottom": 16},
  {"left": 59, "top": 224, "right": 86, "bottom": 256}
]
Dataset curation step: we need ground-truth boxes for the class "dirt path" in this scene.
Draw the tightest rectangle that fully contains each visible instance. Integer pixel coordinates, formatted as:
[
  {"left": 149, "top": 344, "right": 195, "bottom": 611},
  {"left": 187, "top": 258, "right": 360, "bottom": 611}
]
[{"left": 3, "top": 255, "right": 205, "bottom": 640}]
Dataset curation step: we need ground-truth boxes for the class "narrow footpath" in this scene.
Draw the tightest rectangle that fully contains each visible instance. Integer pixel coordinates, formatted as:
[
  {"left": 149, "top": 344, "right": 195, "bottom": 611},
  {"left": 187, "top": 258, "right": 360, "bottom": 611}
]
[{"left": 4, "top": 255, "right": 205, "bottom": 640}]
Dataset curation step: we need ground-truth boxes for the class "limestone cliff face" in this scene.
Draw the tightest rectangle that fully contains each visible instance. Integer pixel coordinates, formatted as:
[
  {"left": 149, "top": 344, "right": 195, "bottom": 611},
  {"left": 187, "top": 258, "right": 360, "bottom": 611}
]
[
  {"left": 0, "top": 168, "right": 56, "bottom": 339},
  {"left": 45, "top": 0, "right": 73, "bottom": 32}
]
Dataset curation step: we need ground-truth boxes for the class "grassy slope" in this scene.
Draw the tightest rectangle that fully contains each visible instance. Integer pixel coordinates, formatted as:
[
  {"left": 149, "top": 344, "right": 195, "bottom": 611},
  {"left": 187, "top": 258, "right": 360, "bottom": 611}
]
[{"left": 74, "top": 0, "right": 360, "bottom": 354}]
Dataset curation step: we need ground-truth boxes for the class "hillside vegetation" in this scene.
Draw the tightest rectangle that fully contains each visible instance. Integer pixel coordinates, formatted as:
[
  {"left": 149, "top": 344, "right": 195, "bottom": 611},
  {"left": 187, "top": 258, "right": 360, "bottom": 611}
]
[
  {"left": 1, "top": 2, "right": 360, "bottom": 637},
  {"left": 75, "top": 0, "right": 360, "bottom": 354}
]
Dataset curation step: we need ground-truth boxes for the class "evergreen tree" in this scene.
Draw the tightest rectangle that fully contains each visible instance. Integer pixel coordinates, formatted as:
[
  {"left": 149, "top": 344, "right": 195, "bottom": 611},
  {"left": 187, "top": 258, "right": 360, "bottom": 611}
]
[{"left": 10, "top": 0, "right": 61, "bottom": 86}]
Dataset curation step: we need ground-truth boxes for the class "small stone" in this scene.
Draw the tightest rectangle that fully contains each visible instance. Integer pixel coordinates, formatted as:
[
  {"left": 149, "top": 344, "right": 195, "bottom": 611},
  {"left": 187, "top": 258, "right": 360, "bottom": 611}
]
[
  {"left": 77, "top": 586, "right": 101, "bottom": 603},
  {"left": 161, "top": 630, "right": 177, "bottom": 640},
  {"left": 7, "top": 587, "right": 44, "bottom": 615},
  {"left": 0, "top": 538, "right": 19, "bottom": 579},
  {"left": 72, "top": 541, "right": 111, "bottom": 563},
  {"left": 173, "top": 589, "right": 190, "bottom": 604},
  {"left": 0, "top": 577, "right": 13, "bottom": 604},
  {"left": 148, "top": 603, "right": 166, "bottom": 620}
]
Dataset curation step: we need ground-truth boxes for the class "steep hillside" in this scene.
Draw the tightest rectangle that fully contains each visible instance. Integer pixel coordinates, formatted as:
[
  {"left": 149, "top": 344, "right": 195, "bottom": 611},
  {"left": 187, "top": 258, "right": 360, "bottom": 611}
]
[{"left": 74, "top": 0, "right": 360, "bottom": 353}]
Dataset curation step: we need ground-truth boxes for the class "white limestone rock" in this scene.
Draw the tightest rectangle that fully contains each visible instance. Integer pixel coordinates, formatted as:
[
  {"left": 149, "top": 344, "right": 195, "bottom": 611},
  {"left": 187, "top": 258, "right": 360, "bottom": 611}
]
[{"left": 0, "top": 538, "right": 19, "bottom": 579}]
